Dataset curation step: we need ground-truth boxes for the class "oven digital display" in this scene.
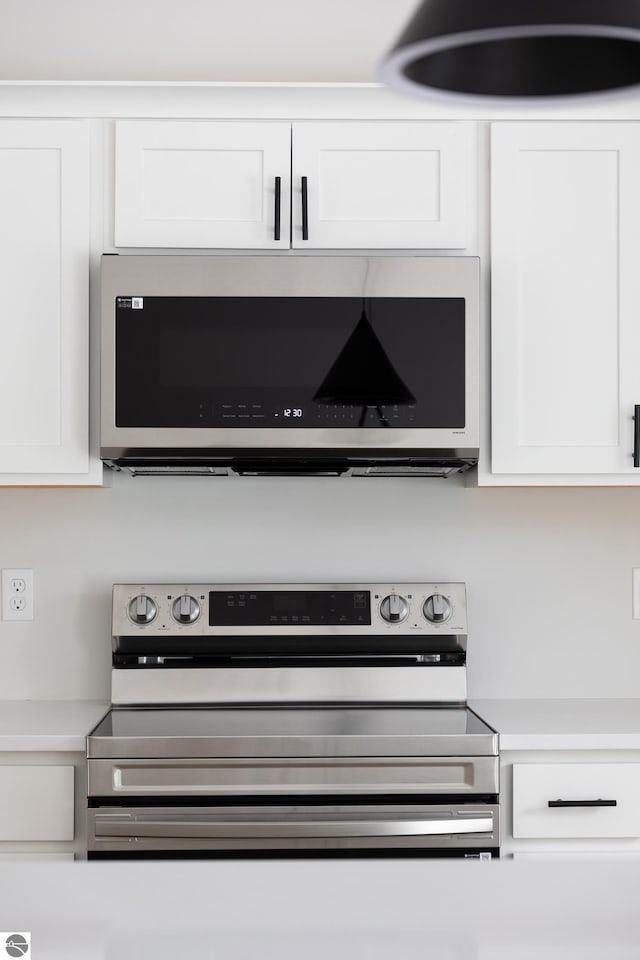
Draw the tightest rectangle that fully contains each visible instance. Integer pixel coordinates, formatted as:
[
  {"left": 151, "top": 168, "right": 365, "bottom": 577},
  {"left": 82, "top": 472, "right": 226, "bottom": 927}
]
[{"left": 209, "top": 590, "right": 371, "bottom": 627}]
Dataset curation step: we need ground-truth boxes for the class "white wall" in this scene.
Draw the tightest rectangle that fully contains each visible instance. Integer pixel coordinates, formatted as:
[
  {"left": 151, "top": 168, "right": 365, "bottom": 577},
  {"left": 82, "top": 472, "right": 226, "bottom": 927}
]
[
  {"left": 0, "top": 0, "right": 416, "bottom": 82},
  {"left": 1, "top": 3, "right": 640, "bottom": 702},
  {"left": 1, "top": 473, "right": 640, "bottom": 701}
]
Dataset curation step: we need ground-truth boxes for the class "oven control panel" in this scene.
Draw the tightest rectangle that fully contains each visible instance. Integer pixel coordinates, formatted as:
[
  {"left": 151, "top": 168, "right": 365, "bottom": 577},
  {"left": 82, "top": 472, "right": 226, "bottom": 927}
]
[{"left": 112, "top": 582, "right": 468, "bottom": 637}]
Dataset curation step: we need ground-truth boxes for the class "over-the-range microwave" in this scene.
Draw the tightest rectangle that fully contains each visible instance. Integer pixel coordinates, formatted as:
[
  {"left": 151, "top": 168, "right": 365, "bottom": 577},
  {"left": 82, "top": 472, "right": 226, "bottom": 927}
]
[{"left": 100, "top": 255, "right": 479, "bottom": 477}]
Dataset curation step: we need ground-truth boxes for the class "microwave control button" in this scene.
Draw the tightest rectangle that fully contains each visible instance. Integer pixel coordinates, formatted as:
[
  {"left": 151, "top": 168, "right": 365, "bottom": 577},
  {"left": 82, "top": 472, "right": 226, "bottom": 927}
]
[
  {"left": 423, "top": 594, "right": 452, "bottom": 624},
  {"left": 128, "top": 594, "right": 157, "bottom": 625},
  {"left": 379, "top": 593, "right": 409, "bottom": 624},
  {"left": 172, "top": 595, "right": 201, "bottom": 625}
]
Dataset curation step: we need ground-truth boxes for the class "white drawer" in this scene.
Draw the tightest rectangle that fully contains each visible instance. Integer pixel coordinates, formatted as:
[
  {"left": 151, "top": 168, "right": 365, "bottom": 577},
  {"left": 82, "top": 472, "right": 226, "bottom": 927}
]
[
  {"left": 0, "top": 766, "right": 74, "bottom": 841},
  {"left": 513, "top": 763, "right": 640, "bottom": 838}
]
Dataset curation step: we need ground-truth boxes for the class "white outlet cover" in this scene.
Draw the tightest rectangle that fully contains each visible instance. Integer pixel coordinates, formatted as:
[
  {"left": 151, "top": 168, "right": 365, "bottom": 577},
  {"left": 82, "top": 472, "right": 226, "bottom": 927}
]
[{"left": 1, "top": 569, "right": 34, "bottom": 621}]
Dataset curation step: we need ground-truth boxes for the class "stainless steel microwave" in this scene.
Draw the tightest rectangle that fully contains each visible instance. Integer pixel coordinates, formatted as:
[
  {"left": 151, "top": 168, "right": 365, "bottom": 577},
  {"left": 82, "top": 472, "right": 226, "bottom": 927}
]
[{"left": 100, "top": 255, "right": 479, "bottom": 477}]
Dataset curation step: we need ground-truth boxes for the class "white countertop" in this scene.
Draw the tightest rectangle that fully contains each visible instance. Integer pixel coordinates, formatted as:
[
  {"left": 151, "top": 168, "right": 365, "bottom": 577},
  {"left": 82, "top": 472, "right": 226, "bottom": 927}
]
[
  {"left": 469, "top": 698, "right": 640, "bottom": 750},
  {"left": 0, "top": 700, "right": 109, "bottom": 751},
  {"left": 3, "top": 698, "right": 640, "bottom": 753}
]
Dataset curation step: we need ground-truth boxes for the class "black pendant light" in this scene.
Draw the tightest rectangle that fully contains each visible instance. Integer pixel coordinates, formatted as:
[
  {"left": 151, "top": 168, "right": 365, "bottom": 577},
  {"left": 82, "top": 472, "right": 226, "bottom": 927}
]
[
  {"left": 313, "top": 306, "right": 415, "bottom": 408},
  {"left": 376, "top": 0, "right": 640, "bottom": 99}
]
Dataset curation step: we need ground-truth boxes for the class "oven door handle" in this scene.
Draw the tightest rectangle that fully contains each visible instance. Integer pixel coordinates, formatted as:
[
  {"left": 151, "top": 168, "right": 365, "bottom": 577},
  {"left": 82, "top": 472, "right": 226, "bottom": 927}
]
[{"left": 94, "top": 812, "right": 495, "bottom": 839}]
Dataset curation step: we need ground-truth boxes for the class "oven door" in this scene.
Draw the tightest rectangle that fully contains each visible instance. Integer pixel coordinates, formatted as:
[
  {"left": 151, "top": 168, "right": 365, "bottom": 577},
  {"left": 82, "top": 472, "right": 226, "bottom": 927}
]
[
  {"left": 87, "top": 753, "right": 499, "bottom": 858},
  {"left": 88, "top": 801, "right": 500, "bottom": 859}
]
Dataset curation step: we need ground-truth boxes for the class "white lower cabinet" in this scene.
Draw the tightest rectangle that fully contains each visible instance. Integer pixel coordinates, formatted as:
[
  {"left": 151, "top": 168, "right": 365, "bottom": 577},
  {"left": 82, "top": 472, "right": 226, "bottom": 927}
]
[
  {"left": 0, "top": 756, "right": 83, "bottom": 860},
  {"left": 513, "top": 763, "right": 640, "bottom": 839},
  {"left": 0, "top": 766, "right": 73, "bottom": 841},
  {"left": 503, "top": 752, "right": 640, "bottom": 857}
]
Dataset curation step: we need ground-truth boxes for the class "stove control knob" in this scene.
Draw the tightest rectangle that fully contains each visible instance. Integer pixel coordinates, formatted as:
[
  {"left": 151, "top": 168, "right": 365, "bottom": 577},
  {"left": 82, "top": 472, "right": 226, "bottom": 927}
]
[
  {"left": 423, "top": 594, "right": 452, "bottom": 624},
  {"left": 172, "top": 594, "right": 200, "bottom": 625},
  {"left": 128, "top": 594, "right": 157, "bottom": 625},
  {"left": 380, "top": 593, "right": 409, "bottom": 624}
]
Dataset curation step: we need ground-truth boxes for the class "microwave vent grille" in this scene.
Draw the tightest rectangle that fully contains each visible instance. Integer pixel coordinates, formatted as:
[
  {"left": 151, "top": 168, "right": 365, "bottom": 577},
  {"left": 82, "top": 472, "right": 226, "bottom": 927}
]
[{"left": 104, "top": 459, "right": 477, "bottom": 478}]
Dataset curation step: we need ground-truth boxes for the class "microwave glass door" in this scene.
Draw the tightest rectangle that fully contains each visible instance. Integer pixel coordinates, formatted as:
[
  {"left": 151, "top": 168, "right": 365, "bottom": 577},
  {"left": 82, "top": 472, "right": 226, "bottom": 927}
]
[{"left": 114, "top": 296, "right": 465, "bottom": 429}]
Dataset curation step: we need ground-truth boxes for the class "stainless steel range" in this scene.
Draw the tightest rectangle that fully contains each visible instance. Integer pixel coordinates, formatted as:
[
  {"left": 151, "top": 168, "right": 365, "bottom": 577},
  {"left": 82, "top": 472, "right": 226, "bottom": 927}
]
[{"left": 87, "top": 582, "right": 499, "bottom": 858}]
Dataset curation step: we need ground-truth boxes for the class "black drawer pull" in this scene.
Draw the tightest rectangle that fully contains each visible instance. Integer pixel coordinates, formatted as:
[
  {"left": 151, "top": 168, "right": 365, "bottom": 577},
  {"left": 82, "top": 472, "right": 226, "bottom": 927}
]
[
  {"left": 301, "top": 176, "right": 309, "bottom": 240},
  {"left": 274, "top": 176, "right": 281, "bottom": 241},
  {"left": 634, "top": 405, "right": 640, "bottom": 468},
  {"left": 548, "top": 799, "right": 617, "bottom": 808}
]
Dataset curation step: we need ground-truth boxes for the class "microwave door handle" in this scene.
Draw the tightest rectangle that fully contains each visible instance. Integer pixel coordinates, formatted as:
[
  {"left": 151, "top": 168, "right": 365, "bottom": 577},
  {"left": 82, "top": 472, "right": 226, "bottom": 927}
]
[
  {"left": 94, "top": 812, "right": 494, "bottom": 839},
  {"left": 274, "top": 176, "right": 281, "bottom": 242},
  {"left": 634, "top": 405, "right": 640, "bottom": 467},
  {"left": 301, "top": 176, "right": 309, "bottom": 240}
]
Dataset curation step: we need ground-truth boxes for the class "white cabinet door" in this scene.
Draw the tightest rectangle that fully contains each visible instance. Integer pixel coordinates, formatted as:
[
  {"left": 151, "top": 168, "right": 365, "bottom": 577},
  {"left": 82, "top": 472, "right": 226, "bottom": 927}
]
[
  {"left": 115, "top": 121, "right": 292, "bottom": 248},
  {"left": 114, "top": 120, "right": 473, "bottom": 250},
  {"left": 513, "top": 763, "right": 640, "bottom": 839},
  {"left": 0, "top": 120, "right": 98, "bottom": 483},
  {"left": 0, "top": 766, "right": 74, "bottom": 841},
  {"left": 291, "top": 121, "right": 473, "bottom": 249},
  {"left": 490, "top": 122, "right": 640, "bottom": 480}
]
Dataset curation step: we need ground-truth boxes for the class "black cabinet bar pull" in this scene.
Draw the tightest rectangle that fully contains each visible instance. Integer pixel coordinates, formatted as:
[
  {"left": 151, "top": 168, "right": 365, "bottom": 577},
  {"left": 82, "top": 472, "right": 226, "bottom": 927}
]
[
  {"left": 548, "top": 799, "right": 617, "bottom": 808},
  {"left": 301, "top": 176, "right": 309, "bottom": 240},
  {"left": 274, "top": 176, "right": 281, "bottom": 242},
  {"left": 634, "top": 405, "right": 640, "bottom": 468}
]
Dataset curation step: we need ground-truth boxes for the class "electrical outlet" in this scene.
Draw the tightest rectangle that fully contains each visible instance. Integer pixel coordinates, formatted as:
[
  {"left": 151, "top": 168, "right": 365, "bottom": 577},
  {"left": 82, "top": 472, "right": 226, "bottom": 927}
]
[{"left": 1, "top": 569, "right": 34, "bottom": 621}]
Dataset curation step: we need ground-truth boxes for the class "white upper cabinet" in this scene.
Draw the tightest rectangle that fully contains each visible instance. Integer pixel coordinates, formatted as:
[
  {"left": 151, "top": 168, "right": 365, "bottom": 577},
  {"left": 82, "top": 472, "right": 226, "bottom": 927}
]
[
  {"left": 115, "top": 121, "right": 292, "bottom": 249},
  {"left": 489, "top": 122, "right": 640, "bottom": 484},
  {"left": 290, "top": 121, "right": 472, "bottom": 249},
  {"left": 114, "top": 120, "right": 473, "bottom": 250},
  {"left": 0, "top": 120, "right": 100, "bottom": 485}
]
